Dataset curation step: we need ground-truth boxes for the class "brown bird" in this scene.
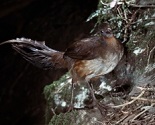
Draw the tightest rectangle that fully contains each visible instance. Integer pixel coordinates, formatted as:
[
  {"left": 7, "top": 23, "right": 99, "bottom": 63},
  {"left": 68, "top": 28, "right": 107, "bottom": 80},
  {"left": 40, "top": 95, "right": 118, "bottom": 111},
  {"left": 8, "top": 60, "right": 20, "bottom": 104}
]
[{"left": 0, "top": 23, "right": 124, "bottom": 114}]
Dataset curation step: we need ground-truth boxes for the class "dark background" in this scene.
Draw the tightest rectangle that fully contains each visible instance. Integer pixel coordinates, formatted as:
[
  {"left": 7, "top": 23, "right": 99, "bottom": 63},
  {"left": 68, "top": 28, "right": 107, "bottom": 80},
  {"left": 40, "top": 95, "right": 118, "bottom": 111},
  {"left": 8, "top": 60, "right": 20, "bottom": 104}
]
[{"left": 0, "top": 0, "right": 97, "bottom": 125}]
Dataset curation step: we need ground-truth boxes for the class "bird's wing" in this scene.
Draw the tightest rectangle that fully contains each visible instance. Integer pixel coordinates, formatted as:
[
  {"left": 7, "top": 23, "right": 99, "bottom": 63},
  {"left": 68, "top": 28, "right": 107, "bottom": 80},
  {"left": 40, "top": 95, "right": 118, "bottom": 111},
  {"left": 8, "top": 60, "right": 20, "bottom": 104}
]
[
  {"left": 0, "top": 38, "right": 68, "bottom": 69},
  {"left": 64, "top": 37, "right": 102, "bottom": 60}
]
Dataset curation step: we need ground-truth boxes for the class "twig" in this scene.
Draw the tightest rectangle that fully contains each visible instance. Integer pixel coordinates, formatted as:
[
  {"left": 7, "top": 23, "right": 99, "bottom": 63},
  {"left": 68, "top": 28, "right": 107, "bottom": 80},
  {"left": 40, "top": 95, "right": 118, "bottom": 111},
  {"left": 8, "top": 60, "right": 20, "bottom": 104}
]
[
  {"left": 131, "top": 18, "right": 155, "bottom": 25},
  {"left": 147, "top": 46, "right": 155, "bottom": 65},
  {"left": 122, "top": 8, "right": 139, "bottom": 43},
  {"left": 100, "top": 0, "right": 108, "bottom": 6},
  {"left": 123, "top": 7, "right": 128, "bottom": 23},
  {"left": 51, "top": 108, "right": 56, "bottom": 115},
  {"left": 117, "top": 7, "right": 124, "bottom": 19},
  {"left": 137, "top": 86, "right": 155, "bottom": 91},
  {"left": 131, "top": 103, "right": 155, "bottom": 122},
  {"left": 111, "top": 90, "right": 145, "bottom": 108},
  {"left": 130, "top": 4, "right": 155, "bottom": 8},
  {"left": 131, "top": 97, "right": 155, "bottom": 103},
  {"left": 95, "top": 120, "right": 105, "bottom": 125},
  {"left": 116, "top": 114, "right": 129, "bottom": 124}
]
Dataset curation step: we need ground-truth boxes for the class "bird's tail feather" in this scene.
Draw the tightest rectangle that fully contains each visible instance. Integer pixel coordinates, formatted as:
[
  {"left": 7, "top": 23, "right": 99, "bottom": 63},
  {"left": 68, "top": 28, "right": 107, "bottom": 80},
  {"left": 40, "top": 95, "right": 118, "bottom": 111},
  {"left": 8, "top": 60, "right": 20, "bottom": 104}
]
[{"left": 0, "top": 38, "right": 68, "bottom": 69}]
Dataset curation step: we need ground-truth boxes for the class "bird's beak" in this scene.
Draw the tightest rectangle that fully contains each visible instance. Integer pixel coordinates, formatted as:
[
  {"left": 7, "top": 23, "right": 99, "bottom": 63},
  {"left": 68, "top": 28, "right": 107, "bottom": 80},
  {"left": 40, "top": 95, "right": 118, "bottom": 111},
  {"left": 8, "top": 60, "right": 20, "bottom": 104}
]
[{"left": 101, "top": 31, "right": 113, "bottom": 38}]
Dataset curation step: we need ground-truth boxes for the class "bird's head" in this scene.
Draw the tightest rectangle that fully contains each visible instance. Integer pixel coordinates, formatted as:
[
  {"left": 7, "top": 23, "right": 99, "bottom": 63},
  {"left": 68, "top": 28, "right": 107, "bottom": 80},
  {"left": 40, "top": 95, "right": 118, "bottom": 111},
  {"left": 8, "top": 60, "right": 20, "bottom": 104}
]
[{"left": 98, "top": 22, "right": 113, "bottom": 38}]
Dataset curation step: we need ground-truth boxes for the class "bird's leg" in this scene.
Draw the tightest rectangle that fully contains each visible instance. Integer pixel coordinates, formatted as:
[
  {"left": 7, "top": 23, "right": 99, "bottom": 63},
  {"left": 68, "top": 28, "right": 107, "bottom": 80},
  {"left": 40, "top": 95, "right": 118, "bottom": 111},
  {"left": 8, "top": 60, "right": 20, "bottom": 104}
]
[
  {"left": 70, "top": 82, "right": 74, "bottom": 108},
  {"left": 68, "top": 82, "right": 74, "bottom": 112},
  {"left": 87, "top": 81, "right": 97, "bottom": 103},
  {"left": 86, "top": 81, "right": 107, "bottom": 115}
]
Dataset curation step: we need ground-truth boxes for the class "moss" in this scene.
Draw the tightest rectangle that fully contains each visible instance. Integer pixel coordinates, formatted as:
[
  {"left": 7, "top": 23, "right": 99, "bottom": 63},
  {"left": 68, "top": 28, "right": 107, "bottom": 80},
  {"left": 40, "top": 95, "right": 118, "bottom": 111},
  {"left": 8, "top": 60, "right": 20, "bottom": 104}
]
[
  {"left": 44, "top": 72, "right": 70, "bottom": 101},
  {"left": 43, "top": 72, "right": 72, "bottom": 124},
  {"left": 48, "top": 111, "right": 79, "bottom": 125},
  {"left": 126, "top": 41, "right": 136, "bottom": 51}
]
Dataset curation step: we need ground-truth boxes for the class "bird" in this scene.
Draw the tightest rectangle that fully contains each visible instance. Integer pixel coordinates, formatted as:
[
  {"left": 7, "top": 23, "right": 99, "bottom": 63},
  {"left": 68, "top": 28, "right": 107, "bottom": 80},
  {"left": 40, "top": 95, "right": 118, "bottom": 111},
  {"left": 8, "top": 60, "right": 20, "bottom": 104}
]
[{"left": 0, "top": 22, "right": 124, "bottom": 114}]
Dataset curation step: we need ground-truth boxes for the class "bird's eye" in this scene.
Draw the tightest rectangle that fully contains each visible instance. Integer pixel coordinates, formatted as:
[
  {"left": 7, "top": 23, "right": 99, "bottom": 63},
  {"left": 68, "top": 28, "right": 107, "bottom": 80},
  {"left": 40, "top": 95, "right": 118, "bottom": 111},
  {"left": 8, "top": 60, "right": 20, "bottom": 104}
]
[
  {"left": 101, "top": 30, "right": 104, "bottom": 33},
  {"left": 101, "top": 28, "right": 112, "bottom": 34}
]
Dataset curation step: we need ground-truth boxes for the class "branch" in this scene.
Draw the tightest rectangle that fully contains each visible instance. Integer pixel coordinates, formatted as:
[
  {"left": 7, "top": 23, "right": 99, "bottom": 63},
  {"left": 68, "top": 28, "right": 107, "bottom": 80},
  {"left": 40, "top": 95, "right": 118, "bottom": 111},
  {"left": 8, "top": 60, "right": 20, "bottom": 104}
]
[
  {"left": 111, "top": 90, "right": 145, "bottom": 108},
  {"left": 130, "top": 4, "right": 155, "bottom": 8},
  {"left": 131, "top": 97, "right": 155, "bottom": 103},
  {"left": 131, "top": 103, "right": 155, "bottom": 122}
]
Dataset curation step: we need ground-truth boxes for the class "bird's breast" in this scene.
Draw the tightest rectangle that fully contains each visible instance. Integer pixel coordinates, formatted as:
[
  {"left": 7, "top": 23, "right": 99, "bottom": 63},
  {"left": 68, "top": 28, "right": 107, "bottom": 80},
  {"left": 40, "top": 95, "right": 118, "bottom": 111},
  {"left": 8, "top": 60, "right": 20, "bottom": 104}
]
[{"left": 72, "top": 52, "right": 122, "bottom": 82}]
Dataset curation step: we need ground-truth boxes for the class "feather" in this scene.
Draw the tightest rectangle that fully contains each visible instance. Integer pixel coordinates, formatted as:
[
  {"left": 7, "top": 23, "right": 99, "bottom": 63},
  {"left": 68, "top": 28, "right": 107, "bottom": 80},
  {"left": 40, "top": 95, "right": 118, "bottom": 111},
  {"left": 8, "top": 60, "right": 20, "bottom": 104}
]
[{"left": 0, "top": 38, "right": 68, "bottom": 69}]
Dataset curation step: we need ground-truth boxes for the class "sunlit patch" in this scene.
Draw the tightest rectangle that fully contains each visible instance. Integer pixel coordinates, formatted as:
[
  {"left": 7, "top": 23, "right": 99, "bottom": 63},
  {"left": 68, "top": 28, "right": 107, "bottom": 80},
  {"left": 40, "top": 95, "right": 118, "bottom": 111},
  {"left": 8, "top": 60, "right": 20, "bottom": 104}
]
[
  {"left": 99, "top": 81, "right": 112, "bottom": 91},
  {"left": 133, "top": 47, "right": 145, "bottom": 56},
  {"left": 74, "top": 87, "right": 89, "bottom": 108},
  {"left": 54, "top": 94, "right": 67, "bottom": 107}
]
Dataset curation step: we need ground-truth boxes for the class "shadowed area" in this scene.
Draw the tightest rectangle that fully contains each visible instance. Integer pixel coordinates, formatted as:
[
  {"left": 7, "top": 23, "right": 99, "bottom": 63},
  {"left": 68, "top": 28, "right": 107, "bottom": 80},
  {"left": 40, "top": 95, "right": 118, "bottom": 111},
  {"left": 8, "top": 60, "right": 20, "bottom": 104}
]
[{"left": 0, "top": 0, "right": 97, "bottom": 125}]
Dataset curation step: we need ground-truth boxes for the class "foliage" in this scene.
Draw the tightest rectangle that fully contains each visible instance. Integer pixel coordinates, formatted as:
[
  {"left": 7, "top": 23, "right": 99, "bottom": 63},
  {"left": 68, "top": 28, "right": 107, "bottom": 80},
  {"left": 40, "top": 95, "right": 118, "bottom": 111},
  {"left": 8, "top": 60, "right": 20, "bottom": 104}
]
[
  {"left": 48, "top": 111, "right": 78, "bottom": 125},
  {"left": 87, "top": 0, "right": 133, "bottom": 40},
  {"left": 87, "top": 0, "right": 155, "bottom": 43},
  {"left": 44, "top": 72, "right": 70, "bottom": 101},
  {"left": 43, "top": 72, "right": 73, "bottom": 124}
]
